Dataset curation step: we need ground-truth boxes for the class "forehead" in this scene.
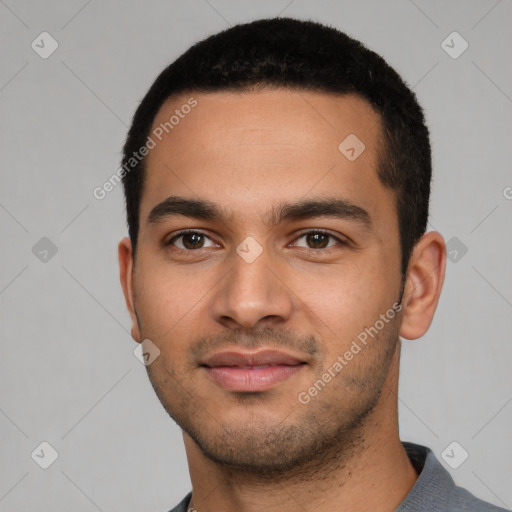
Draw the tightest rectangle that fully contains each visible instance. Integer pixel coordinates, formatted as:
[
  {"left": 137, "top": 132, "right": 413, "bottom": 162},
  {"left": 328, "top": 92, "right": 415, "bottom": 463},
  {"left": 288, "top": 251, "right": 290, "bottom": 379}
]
[
  {"left": 141, "top": 89, "right": 394, "bottom": 230},
  {"left": 149, "top": 89, "right": 381, "bottom": 157}
]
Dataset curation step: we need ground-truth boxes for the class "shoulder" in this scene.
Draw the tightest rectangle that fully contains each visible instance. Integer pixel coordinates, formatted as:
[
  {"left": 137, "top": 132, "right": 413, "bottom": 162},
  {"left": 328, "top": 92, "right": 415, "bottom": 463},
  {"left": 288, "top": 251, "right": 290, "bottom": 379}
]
[
  {"left": 448, "top": 486, "right": 508, "bottom": 512},
  {"left": 167, "top": 491, "right": 192, "bottom": 512},
  {"left": 399, "top": 442, "right": 508, "bottom": 512}
]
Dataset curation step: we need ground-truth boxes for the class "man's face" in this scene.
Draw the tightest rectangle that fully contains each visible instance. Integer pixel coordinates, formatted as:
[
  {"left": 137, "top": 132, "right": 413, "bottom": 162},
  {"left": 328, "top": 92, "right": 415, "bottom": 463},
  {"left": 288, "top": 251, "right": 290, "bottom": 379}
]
[{"left": 126, "top": 90, "right": 404, "bottom": 474}]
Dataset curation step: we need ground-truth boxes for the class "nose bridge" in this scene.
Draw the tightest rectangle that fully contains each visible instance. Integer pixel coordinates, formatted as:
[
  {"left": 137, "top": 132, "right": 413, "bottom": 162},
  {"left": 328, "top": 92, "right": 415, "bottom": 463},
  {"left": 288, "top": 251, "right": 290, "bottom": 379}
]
[{"left": 210, "top": 239, "right": 293, "bottom": 328}]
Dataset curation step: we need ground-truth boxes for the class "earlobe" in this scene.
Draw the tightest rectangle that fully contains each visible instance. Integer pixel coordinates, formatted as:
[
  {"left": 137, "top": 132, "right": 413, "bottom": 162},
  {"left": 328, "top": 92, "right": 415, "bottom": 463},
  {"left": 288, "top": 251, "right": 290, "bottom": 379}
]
[
  {"left": 399, "top": 231, "right": 446, "bottom": 340},
  {"left": 118, "top": 237, "right": 142, "bottom": 343}
]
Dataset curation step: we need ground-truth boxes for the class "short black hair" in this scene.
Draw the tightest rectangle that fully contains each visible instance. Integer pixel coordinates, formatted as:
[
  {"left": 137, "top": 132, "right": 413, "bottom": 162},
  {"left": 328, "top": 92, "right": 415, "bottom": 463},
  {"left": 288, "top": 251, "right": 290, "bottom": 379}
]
[{"left": 121, "top": 17, "right": 431, "bottom": 277}]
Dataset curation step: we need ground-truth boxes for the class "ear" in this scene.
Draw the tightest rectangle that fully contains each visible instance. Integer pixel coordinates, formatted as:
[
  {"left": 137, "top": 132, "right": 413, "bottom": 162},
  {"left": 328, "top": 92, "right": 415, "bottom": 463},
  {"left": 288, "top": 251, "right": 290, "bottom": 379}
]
[
  {"left": 399, "top": 231, "right": 446, "bottom": 340},
  {"left": 118, "top": 237, "right": 142, "bottom": 343}
]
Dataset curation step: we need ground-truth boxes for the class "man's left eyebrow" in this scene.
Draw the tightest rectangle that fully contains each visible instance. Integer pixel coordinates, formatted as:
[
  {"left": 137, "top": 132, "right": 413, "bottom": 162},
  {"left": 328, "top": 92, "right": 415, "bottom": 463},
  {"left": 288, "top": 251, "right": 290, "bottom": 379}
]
[{"left": 268, "top": 198, "right": 373, "bottom": 230}]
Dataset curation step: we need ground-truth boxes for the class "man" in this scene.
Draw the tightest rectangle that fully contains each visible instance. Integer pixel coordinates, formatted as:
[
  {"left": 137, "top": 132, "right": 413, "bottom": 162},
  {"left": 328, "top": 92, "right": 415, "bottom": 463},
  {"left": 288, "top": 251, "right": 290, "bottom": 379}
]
[{"left": 118, "top": 18, "right": 506, "bottom": 512}]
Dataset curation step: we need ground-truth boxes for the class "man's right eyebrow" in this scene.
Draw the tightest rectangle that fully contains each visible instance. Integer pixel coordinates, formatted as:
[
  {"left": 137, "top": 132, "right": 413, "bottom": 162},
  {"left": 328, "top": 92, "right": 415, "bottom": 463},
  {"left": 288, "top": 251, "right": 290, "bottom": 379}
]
[{"left": 146, "top": 196, "right": 226, "bottom": 224}]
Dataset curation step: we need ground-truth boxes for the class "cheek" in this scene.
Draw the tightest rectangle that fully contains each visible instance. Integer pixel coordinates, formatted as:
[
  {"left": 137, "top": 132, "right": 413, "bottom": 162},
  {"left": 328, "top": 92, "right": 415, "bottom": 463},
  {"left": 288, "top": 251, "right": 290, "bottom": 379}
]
[
  {"left": 133, "top": 257, "right": 214, "bottom": 340},
  {"left": 289, "top": 255, "right": 398, "bottom": 346},
  {"left": 134, "top": 266, "right": 212, "bottom": 377}
]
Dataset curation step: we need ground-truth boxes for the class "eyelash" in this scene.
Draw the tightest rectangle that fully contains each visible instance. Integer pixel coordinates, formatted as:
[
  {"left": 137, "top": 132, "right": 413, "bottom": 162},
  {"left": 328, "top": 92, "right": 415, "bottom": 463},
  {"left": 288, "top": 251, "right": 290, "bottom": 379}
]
[{"left": 166, "top": 229, "right": 347, "bottom": 252}]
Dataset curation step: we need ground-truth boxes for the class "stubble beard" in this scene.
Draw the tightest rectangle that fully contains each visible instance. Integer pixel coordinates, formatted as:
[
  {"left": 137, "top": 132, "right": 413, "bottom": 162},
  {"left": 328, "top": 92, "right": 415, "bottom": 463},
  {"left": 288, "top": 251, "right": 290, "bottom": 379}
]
[{"left": 145, "top": 319, "right": 400, "bottom": 483}]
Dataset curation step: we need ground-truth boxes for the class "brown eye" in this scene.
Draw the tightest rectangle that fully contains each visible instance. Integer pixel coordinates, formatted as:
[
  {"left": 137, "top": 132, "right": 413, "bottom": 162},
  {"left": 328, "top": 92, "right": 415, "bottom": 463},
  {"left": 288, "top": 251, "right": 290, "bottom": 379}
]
[
  {"left": 294, "top": 231, "right": 341, "bottom": 250},
  {"left": 305, "top": 232, "right": 330, "bottom": 248},
  {"left": 169, "top": 231, "right": 216, "bottom": 250},
  {"left": 181, "top": 233, "right": 204, "bottom": 249}
]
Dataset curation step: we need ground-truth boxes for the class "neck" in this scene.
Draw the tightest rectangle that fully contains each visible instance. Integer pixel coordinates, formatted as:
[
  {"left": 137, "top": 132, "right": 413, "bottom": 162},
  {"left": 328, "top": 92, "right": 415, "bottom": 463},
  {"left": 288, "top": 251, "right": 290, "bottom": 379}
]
[{"left": 183, "top": 347, "right": 418, "bottom": 512}]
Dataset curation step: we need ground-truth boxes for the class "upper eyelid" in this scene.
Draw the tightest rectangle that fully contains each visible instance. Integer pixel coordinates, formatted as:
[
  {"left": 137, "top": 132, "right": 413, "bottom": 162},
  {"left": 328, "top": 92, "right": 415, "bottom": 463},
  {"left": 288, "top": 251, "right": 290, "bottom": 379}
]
[{"left": 294, "top": 228, "right": 342, "bottom": 238}]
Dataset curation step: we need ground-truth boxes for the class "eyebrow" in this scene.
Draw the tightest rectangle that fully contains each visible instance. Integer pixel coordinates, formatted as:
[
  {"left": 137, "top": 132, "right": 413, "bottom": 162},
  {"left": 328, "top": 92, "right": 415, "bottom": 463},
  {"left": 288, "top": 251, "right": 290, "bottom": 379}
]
[{"left": 147, "top": 195, "right": 372, "bottom": 230}]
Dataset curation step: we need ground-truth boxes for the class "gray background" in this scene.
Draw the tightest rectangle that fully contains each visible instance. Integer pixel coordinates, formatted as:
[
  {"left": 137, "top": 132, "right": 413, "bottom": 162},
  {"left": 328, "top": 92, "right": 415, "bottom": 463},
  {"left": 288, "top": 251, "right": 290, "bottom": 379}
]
[{"left": 1, "top": 0, "right": 511, "bottom": 511}]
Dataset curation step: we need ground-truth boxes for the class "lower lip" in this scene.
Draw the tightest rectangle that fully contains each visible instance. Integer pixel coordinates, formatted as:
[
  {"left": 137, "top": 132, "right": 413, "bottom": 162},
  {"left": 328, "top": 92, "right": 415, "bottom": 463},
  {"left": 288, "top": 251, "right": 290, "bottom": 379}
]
[{"left": 203, "top": 364, "right": 305, "bottom": 392}]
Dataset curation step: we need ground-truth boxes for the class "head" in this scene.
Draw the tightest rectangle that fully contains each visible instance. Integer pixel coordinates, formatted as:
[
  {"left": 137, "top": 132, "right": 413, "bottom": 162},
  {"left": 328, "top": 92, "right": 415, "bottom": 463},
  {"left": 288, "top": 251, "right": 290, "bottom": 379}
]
[{"left": 119, "top": 18, "right": 445, "bottom": 476}]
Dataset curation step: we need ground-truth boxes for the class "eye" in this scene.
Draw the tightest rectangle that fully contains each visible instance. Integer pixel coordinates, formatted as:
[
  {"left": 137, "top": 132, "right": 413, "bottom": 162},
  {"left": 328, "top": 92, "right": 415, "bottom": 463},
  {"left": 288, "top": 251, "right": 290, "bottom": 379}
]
[
  {"left": 168, "top": 231, "right": 218, "bottom": 250},
  {"left": 293, "top": 230, "right": 344, "bottom": 249}
]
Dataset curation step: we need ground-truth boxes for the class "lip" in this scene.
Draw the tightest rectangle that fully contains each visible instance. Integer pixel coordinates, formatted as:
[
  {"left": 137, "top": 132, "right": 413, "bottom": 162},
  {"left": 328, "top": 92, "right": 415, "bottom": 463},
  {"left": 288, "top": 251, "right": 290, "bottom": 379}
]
[
  {"left": 201, "top": 350, "right": 307, "bottom": 392},
  {"left": 202, "top": 349, "right": 305, "bottom": 368}
]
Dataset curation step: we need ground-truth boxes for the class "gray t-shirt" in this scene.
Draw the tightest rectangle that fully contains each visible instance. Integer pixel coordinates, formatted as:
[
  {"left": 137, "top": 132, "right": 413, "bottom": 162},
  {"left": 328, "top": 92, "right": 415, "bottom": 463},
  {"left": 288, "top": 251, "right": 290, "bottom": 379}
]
[{"left": 167, "top": 442, "right": 508, "bottom": 511}]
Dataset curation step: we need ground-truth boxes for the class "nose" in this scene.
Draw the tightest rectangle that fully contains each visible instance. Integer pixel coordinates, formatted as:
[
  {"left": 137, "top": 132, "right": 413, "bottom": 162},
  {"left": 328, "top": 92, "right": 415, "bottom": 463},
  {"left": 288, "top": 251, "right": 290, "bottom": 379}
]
[{"left": 209, "top": 243, "right": 294, "bottom": 330}]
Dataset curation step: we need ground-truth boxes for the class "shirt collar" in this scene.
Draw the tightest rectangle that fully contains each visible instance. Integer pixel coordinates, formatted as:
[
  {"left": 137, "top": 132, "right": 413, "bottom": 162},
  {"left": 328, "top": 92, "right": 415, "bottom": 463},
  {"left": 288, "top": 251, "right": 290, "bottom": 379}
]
[{"left": 396, "top": 442, "right": 456, "bottom": 511}]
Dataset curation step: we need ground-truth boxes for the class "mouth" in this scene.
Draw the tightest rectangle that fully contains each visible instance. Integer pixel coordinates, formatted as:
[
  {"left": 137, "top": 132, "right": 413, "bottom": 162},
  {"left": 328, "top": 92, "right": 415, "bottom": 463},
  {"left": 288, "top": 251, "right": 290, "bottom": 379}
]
[{"left": 200, "top": 350, "right": 307, "bottom": 392}]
